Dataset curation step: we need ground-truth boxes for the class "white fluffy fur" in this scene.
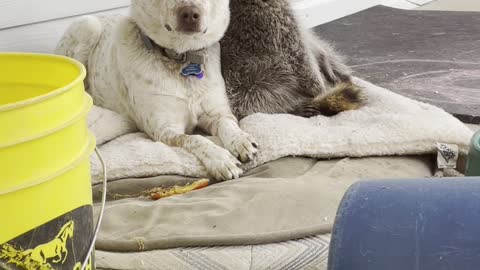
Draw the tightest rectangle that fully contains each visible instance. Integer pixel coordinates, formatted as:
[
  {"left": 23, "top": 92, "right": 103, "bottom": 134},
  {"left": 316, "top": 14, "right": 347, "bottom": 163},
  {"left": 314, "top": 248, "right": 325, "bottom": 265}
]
[
  {"left": 88, "top": 78, "right": 473, "bottom": 182},
  {"left": 56, "top": 0, "right": 258, "bottom": 181}
]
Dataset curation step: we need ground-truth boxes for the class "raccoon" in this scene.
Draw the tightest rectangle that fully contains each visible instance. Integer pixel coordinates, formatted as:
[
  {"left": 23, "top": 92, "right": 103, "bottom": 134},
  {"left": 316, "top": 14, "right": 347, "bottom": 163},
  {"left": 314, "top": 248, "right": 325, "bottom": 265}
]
[{"left": 221, "top": 0, "right": 363, "bottom": 119}]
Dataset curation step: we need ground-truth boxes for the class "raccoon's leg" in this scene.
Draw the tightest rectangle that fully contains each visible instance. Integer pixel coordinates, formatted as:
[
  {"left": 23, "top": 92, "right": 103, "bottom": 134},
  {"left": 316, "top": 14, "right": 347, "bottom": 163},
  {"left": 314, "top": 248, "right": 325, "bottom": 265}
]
[
  {"left": 293, "top": 58, "right": 364, "bottom": 118},
  {"left": 303, "top": 30, "right": 352, "bottom": 84},
  {"left": 294, "top": 49, "right": 328, "bottom": 98},
  {"left": 55, "top": 15, "right": 102, "bottom": 70},
  {"left": 293, "top": 31, "right": 364, "bottom": 117}
]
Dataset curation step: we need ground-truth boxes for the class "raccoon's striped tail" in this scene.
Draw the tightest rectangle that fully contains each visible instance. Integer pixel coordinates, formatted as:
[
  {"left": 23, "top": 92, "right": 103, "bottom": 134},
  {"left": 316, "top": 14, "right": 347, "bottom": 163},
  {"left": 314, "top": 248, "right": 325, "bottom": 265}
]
[{"left": 294, "top": 82, "right": 365, "bottom": 117}]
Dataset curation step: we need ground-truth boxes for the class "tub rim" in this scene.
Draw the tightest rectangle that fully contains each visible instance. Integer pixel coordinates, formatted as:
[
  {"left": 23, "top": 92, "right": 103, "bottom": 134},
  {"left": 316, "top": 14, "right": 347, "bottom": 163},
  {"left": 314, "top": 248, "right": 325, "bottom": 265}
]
[{"left": 0, "top": 52, "right": 86, "bottom": 112}]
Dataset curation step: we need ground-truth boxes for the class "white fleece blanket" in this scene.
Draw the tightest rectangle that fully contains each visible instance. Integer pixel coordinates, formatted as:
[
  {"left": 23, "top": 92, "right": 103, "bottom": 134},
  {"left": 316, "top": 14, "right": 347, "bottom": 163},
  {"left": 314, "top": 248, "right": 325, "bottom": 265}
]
[{"left": 89, "top": 78, "right": 473, "bottom": 182}]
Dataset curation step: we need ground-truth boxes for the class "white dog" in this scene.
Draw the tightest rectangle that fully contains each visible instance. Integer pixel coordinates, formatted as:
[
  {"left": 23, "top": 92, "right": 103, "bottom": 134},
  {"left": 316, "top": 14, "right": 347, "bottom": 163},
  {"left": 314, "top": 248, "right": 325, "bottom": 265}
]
[{"left": 56, "top": 0, "right": 258, "bottom": 180}]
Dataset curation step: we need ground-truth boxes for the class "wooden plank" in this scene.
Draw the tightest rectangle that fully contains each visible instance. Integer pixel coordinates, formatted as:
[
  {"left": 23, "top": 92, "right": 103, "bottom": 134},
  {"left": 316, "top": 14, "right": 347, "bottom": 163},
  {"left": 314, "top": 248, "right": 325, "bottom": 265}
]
[
  {"left": 0, "top": 7, "right": 128, "bottom": 53},
  {"left": 382, "top": 0, "right": 418, "bottom": 9},
  {"left": 406, "top": 0, "right": 434, "bottom": 5},
  {"left": 0, "top": 0, "right": 420, "bottom": 53},
  {"left": 0, "top": 0, "right": 373, "bottom": 53},
  {"left": 416, "top": 0, "right": 480, "bottom": 11},
  {"left": 0, "top": 0, "right": 418, "bottom": 53},
  {"left": 292, "top": 0, "right": 382, "bottom": 27},
  {"left": 0, "top": 0, "right": 130, "bottom": 29},
  {"left": 293, "top": 0, "right": 419, "bottom": 28}
]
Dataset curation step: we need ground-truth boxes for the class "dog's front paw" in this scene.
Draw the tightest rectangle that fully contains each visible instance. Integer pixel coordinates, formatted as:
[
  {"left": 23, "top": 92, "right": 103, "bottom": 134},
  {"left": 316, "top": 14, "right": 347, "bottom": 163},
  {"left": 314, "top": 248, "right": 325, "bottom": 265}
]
[
  {"left": 225, "top": 131, "right": 259, "bottom": 163},
  {"left": 203, "top": 146, "right": 243, "bottom": 181}
]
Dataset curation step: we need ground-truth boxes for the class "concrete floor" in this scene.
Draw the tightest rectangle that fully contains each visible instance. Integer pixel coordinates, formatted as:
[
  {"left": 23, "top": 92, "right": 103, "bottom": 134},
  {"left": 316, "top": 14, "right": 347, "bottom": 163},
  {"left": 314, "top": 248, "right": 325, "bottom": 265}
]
[
  {"left": 417, "top": 0, "right": 480, "bottom": 11},
  {"left": 417, "top": 0, "right": 480, "bottom": 131}
]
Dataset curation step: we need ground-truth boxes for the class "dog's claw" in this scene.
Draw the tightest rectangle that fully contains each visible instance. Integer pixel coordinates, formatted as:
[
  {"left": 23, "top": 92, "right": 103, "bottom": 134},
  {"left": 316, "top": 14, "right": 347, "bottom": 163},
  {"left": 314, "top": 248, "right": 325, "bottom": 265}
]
[
  {"left": 201, "top": 145, "right": 244, "bottom": 181},
  {"left": 225, "top": 131, "right": 259, "bottom": 164},
  {"left": 213, "top": 162, "right": 242, "bottom": 181}
]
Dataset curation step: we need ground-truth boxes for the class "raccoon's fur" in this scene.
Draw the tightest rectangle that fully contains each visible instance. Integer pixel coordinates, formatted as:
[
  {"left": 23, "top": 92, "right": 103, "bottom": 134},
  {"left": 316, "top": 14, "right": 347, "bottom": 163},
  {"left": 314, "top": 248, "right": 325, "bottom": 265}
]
[{"left": 221, "top": 0, "right": 363, "bottom": 119}]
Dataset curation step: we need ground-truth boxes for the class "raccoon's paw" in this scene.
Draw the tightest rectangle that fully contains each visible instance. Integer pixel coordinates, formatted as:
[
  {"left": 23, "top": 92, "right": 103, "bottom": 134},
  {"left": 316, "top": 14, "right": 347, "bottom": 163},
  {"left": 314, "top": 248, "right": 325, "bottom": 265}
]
[
  {"left": 295, "top": 83, "right": 365, "bottom": 117},
  {"left": 294, "top": 102, "right": 324, "bottom": 118}
]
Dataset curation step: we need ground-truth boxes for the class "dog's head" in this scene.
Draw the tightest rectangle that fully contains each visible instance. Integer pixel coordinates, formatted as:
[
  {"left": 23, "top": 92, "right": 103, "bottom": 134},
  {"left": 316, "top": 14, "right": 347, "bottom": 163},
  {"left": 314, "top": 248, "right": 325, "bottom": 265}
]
[{"left": 131, "top": 0, "right": 230, "bottom": 53}]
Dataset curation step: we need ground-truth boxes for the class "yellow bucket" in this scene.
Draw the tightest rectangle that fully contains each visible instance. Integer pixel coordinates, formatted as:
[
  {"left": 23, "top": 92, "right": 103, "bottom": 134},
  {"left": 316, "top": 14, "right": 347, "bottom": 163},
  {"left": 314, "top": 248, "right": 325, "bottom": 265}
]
[{"left": 0, "top": 53, "right": 97, "bottom": 270}]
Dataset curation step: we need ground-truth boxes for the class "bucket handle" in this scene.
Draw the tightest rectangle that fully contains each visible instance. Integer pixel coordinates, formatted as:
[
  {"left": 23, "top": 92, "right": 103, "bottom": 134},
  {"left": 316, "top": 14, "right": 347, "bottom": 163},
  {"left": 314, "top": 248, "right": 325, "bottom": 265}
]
[{"left": 81, "top": 147, "right": 108, "bottom": 270}]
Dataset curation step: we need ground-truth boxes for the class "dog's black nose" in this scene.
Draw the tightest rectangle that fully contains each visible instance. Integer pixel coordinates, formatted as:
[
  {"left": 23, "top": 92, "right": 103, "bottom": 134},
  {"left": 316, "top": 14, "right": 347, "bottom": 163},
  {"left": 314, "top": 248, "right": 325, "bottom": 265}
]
[{"left": 177, "top": 6, "right": 202, "bottom": 33}]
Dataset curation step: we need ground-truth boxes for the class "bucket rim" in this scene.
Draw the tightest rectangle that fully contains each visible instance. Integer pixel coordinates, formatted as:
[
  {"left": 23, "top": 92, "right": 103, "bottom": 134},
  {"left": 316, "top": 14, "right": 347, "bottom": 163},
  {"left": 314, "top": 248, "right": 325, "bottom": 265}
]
[
  {"left": 0, "top": 94, "right": 92, "bottom": 149},
  {"left": 0, "top": 131, "right": 96, "bottom": 196},
  {"left": 0, "top": 52, "right": 86, "bottom": 112}
]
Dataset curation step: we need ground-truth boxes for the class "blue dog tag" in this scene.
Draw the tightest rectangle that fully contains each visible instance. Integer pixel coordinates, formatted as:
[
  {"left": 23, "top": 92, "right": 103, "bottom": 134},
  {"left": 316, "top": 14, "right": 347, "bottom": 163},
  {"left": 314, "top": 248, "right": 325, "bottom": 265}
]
[{"left": 181, "top": 64, "right": 204, "bottom": 79}]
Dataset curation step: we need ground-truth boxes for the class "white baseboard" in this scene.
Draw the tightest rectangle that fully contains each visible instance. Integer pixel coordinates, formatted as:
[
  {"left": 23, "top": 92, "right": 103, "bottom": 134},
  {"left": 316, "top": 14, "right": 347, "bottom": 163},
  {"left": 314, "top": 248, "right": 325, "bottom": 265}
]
[
  {"left": 293, "top": 0, "right": 380, "bottom": 27},
  {"left": 293, "top": 0, "right": 425, "bottom": 28},
  {"left": 0, "top": 0, "right": 430, "bottom": 53}
]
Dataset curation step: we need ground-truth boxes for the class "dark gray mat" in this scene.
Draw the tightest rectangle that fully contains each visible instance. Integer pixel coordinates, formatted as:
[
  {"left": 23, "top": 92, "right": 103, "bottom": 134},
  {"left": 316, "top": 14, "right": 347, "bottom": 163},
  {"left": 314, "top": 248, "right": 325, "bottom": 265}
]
[{"left": 315, "top": 6, "right": 480, "bottom": 124}]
